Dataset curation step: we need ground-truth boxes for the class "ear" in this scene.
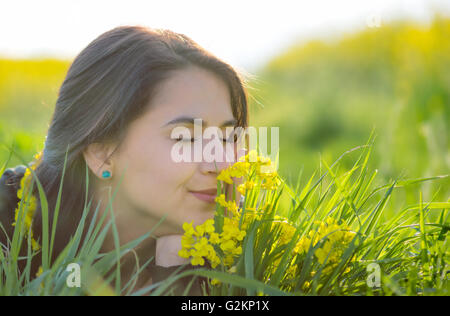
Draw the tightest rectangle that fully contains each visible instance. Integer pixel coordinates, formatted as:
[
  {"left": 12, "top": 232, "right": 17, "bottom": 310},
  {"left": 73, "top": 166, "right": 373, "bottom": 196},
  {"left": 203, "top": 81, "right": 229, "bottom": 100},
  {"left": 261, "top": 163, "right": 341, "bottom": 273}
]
[{"left": 83, "top": 142, "right": 116, "bottom": 179}]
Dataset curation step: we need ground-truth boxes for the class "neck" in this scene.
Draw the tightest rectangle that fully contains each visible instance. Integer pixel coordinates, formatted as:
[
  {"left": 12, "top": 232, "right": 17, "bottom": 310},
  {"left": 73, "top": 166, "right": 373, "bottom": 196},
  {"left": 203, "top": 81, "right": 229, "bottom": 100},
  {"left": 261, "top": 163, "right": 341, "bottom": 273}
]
[
  {"left": 92, "top": 182, "right": 189, "bottom": 294},
  {"left": 92, "top": 185, "right": 158, "bottom": 294},
  {"left": 100, "top": 227, "right": 157, "bottom": 294}
]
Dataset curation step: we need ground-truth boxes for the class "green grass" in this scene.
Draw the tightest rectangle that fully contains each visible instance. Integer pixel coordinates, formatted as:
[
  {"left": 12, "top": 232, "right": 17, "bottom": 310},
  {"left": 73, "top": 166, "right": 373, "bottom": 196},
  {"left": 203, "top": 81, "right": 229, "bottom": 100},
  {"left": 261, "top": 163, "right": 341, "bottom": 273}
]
[
  {"left": 0, "top": 134, "right": 448, "bottom": 296},
  {"left": 176, "top": 134, "right": 449, "bottom": 296}
]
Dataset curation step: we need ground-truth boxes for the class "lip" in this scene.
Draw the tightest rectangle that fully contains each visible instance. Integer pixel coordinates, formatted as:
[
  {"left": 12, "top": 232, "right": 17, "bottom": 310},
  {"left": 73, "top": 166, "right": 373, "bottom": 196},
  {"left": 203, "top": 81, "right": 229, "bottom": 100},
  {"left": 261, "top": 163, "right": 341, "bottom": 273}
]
[{"left": 189, "top": 188, "right": 217, "bottom": 204}]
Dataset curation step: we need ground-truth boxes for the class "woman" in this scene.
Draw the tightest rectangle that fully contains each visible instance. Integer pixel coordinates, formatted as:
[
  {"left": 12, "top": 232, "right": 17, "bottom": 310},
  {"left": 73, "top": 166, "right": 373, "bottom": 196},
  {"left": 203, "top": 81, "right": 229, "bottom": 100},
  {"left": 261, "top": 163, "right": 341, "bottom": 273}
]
[{"left": 0, "top": 25, "right": 249, "bottom": 295}]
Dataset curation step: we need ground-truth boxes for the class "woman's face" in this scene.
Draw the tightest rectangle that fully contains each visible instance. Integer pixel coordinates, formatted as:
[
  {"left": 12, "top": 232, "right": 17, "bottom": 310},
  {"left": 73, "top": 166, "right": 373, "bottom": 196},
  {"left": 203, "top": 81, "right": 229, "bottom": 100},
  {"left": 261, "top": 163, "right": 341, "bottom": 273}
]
[{"left": 105, "top": 66, "right": 242, "bottom": 238}]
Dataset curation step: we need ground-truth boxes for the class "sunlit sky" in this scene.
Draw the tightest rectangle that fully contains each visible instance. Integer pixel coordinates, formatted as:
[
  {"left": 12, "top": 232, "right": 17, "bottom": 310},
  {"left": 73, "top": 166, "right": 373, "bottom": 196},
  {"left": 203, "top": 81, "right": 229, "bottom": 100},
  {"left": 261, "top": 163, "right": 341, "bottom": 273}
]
[{"left": 1, "top": 0, "right": 449, "bottom": 71}]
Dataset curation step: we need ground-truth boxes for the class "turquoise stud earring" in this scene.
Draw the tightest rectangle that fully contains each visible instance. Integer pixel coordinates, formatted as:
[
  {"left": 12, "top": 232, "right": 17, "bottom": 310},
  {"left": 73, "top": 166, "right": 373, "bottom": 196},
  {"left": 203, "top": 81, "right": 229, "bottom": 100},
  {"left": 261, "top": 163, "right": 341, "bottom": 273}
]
[{"left": 102, "top": 170, "right": 112, "bottom": 179}]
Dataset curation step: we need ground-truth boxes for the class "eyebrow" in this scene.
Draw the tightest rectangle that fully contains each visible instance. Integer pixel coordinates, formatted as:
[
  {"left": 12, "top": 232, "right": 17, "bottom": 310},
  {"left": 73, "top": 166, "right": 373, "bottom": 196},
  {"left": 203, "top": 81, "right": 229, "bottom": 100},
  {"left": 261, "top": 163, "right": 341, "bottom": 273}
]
[{"left": 162, "top": 116, "right": 237, "bottom": 128}]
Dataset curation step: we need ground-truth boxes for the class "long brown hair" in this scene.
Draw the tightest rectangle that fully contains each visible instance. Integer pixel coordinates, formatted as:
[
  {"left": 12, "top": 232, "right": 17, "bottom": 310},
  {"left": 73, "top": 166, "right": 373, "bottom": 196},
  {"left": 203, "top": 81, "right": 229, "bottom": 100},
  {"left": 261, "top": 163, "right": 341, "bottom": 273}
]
[{"left": 26, "top": 25, "right": 249, "bottom": 274}]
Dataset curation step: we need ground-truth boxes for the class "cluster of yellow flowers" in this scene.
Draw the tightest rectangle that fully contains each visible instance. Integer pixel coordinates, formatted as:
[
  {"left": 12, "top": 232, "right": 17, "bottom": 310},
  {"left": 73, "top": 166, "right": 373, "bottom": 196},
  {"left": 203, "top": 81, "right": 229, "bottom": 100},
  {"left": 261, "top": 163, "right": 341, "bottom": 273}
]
[
  {"left": 178, "top": 196, "right": 248, "bottom": 286},
  {"left": 268, "top": 217, "right": 355, "bottom": 289},
  {"left": 178, "top": 199, "right": 247, "bottom": 270},
  {"left": 294, "top": 217, "right": 356, "bottom": 274},
  {"left": 178, "top": 219, "right": 219, "bottom": 267},
  {"left": 267, "top": 217, "right": 298, "bottom": 279},
  {"left": 217, "top": 150, "right": 281, "bottom": 194},
  {"left": 12, "top": 150, "right": 43, "bottom": 251},
  {"left": 178, "top": 150, "right": 282, "bottom": 285},
  {"left": 271, "top": 215, "right": 297, "bottom": 246},
  {"left": 178, "top": 149, "right": 357, "bottom": 289}
]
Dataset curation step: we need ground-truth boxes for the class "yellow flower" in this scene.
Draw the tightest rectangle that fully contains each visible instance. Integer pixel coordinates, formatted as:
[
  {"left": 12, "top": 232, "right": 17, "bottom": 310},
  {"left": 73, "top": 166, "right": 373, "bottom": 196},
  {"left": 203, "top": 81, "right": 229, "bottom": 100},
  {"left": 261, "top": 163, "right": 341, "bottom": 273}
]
[
  {"left": 211, "top": 278, "right": 221, "bottom": 286},
  {"left": 271, "top": 217, "right": 297, "bottom": 246},
  {"left": 178, "top": 248, "right": 191, "bottom": 259},
  {"left": 13, "top": 160, "right": 41, "bottom": 251},
  {"left": 257, "top": 155, "right": 272, "bottom": 165},
  {"left": 194, "top": 224, "right": 206, "bottom": 237},
  {"left": 182, "top": 221, "right": 195, "bottom": 236},
  {"left": 220, "top": 239, "right": 236, "bottom": 252},
  {"left": 36, "top": 266, "right": 44, "bottom": 277},
  {"left": 217, "top": 171, "right": 233, "bottom": 184},
  {"left": 226, "top": 201, "right": 239, "bottom": 216},
  {"left": 203, "top": 219, "right": 215, "bottom": 233},
  {"left": 228, "top": 161, "right": 250, "bottom": 178},
  {"left": 261, "top": 175, "right": 281, "bottom": 191},
  {"left": 303, "top": 281, "right": 311, "bottom": 291},
  {"left": 215, "top": 194, "right": 240, "bottom": 217},
  {"left": 208, "top": 252, "right": 221, "bottom": 268},
  {"left": 181, "top": 235, "right": 195, "bottom": 248},
  {"left": 232, "top": 246, "right": 242, "bottom": 255},
  {"left": 209, "top": 232, "right": 220, "bottom": 244},
  {"left": 33, "top": 150, "right": 43, "bottom": 162},
  {"left": 35, "top": 265, "right": 45, "bottom": 289},
  {"left": 237, "top": 180, "right": 256, "bottom": 195},
  {"left": 294, "top": 217, "right": 356, "bottom": 274},
  {"left": 191, "top": 256, "right": 205, "bottom": 266},
  {"left": 215, "top": 194, "right": 228, "bottom": 208},
  {"left": 194, "top": 237, "right": 211, "bottom": 256},
  {"left": 247, "top": 150, "right": 258, "bottom": 163}
]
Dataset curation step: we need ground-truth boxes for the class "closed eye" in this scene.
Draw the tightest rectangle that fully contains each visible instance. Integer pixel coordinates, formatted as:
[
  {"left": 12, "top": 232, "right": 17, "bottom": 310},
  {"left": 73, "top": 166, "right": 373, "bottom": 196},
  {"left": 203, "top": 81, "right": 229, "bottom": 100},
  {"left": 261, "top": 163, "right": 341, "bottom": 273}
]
[
  {"left": 175, "top": 137, "right": 198, "bottom": 143},
  {"left": 174, "top": 134, "right": 237, "bottom": 143},
  {"left": 223, "top": 134, "right": 238, "bottom": 143}
]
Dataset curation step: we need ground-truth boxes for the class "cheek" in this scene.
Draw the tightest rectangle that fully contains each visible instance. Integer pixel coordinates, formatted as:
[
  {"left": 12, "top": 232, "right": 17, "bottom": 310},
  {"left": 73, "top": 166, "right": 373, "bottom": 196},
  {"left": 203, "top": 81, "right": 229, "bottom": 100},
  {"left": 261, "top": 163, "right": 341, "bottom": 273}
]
[{"left": 117, "top": 137, "right": 196, "bottom": 213}]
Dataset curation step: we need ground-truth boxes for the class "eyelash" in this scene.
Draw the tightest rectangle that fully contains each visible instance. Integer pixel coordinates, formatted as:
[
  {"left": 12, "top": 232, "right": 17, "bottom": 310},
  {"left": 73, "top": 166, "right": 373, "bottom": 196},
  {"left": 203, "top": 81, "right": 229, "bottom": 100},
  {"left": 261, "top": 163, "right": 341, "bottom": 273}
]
[{"left": 175, "top": 136, "right": 237, "bottom": 143}]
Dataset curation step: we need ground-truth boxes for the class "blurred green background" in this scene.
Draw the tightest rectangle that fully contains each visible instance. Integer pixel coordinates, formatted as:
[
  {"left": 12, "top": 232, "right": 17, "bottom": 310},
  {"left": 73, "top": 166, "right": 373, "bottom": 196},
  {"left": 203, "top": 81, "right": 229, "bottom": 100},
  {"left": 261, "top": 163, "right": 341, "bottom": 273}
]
[
  {"left": 249, "top": 16, "right": 449, "bottom": 204},
  {"left": 0, "top": 16, "right": 449, "bottom": 205}
]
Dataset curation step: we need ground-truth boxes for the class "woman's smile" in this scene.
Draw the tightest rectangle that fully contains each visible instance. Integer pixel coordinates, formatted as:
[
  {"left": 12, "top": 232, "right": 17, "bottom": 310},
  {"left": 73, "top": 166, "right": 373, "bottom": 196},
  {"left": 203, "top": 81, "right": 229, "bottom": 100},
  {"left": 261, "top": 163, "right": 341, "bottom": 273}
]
[{"left": 189, "top": 188, "right": 217, "bottom": 204}]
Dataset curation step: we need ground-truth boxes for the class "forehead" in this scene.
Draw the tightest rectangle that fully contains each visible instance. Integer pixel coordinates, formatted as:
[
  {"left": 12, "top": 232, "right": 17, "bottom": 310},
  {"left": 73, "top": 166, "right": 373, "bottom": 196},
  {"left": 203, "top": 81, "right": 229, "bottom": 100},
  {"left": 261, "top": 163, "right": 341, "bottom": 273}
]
[{"left": 146, "top": 66, "right": 234, "bottom": 127}]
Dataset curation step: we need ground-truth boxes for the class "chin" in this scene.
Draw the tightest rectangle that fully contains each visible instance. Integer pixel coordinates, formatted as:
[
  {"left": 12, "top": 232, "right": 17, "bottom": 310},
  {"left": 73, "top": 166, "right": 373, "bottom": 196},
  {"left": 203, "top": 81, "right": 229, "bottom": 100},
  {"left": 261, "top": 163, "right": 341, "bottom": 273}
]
[{"left": 189, "top": 211, "right": 215, "bottom": 226}]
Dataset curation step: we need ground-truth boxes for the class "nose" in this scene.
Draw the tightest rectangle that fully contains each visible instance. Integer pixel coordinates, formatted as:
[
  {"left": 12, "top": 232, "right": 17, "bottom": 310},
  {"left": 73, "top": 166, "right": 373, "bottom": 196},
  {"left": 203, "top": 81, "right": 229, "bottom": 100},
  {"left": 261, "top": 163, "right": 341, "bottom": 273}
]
[
  {"left": 200, "top": 161, "right": 230, "bottom": 178},
  {"left": 198, "top": 128, "right": 249, "bottom": 175},
  {"left": 198, "top": 145, "right": 233, "bottom": 176},
  {"left": 198, "top": 136, "right": 239, "bottom": 176},
  {"left": 198, "top": 140, "right": 248, "bottom": 202}
]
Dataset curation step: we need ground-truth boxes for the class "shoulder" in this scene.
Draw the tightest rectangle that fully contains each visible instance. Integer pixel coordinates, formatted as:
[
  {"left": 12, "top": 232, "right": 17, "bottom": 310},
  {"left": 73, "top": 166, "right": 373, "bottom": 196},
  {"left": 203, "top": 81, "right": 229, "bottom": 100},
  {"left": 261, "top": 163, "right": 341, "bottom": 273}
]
[
  {"left": 0, "top": 165, "right": 27, "bottom": 199},
  {"left": 1, "top": 165, "right": 27, "bottom": 182},
  {"left": 0, "top": 165, "right": 27, "bottom": 238}
]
